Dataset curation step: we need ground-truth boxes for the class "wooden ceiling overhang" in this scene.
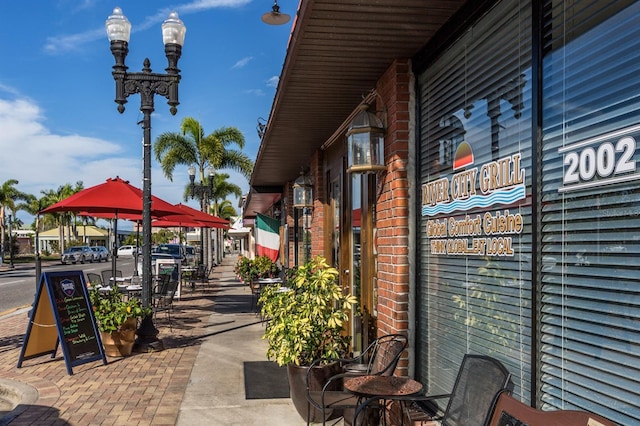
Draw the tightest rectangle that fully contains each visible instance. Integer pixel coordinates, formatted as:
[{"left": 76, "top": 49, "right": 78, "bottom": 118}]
[{"left": 245, "top": 0, "right": 466, "bottom": 218}]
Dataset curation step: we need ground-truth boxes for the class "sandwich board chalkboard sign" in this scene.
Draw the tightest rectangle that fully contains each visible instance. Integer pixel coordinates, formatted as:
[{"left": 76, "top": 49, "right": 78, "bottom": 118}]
[{"left": 17, "top": 271, "right": 107, "bottom": 375}]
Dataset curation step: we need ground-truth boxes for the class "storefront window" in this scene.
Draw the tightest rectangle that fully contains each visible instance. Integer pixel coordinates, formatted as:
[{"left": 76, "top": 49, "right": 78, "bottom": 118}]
[
  {"left": 417, "top": 0, "right": 533, "bottom": 400},
  {"left": 540, "top": 1, "right": 640, "bottom": 423}
]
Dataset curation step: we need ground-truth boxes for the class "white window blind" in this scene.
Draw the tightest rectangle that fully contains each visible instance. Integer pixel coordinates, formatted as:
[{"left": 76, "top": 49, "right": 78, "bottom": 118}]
[
  {"left": 540, "top": 1, "right": 640, "bottom": 424},
  {"left": 417, "top": 0, "right": 533, "bottom": 401}
]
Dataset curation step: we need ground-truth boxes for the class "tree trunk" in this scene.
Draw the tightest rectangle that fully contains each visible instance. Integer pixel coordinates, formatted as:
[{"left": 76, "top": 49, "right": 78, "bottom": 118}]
[{"left": 0, "top": 206, "right": 5, "bottom": 265}]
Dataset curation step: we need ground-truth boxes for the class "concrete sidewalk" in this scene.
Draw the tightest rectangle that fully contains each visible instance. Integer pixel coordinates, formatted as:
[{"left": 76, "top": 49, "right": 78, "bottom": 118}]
[{"left": 0, "top": 256, "right": 303, "bottom": 425}]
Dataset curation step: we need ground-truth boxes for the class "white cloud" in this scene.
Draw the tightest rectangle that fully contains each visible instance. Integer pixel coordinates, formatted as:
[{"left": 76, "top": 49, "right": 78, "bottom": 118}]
[
  {"left": 43, "top": 27, "right": 105, "bottom": 55},
  {"left": 243, "top": 88, "right": 265, "bottom": 96},
  {"left": 0, "top": 96, "right": 136, "bottom": 199},
  {"left": 232, "top": 56, "right": 254, "bottom": 69},
  {"left": 266, "top": 76, "right": 279, "bottom": 88},
  {"left": 44, "top": 0, "right": 252, "bottom": 55},
  {"left": 0, "top": 92, "right": 248, "bottom": 228}
]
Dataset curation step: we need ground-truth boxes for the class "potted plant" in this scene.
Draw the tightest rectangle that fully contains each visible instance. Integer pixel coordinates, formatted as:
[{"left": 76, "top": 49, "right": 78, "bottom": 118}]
[
  {"left": 259, "top": 256, "right": 357, "bottom": 422},
  {"left": 234, "top": 255, "right": 279, "bottom": 284},
  {"left": 253, "top": 255, "right": 280, "bottom": 279},
  {"left": 234, "top": 255, "right": 256, "bottom": 283},
  {"left": 89, "top": 287, "right": 151, "bottom": 357}
]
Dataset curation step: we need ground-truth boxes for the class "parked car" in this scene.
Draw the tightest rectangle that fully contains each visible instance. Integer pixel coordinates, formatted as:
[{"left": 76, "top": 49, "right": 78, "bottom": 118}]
[
  {"left": 61, "top": 246, "right": 94, "bottom": 264},
  {"left": 153, "top": 244, "right": 186, "bottom": 264},
  {"left": 117, "top": 245, "right": 137, "bottom": 257},
  {"left": 91, "top": 246, "right": 110, "bottom": 262},
  {"left": 184, "top": 245, "right": 196, "bottom": 265}
]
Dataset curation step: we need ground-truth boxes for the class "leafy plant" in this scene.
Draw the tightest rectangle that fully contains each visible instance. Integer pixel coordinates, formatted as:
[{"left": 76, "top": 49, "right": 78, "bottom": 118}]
[
  {"left": 234, "top": 255, "right": 256, "bottom": 282},
  {"left": 253, "top": 255, "right": 280, "bottom": 278},
  {"left": 260, "top": 256, "right": 357, "bottom": 366},
  {"left": 89, "top": 286, "right": 151, "bottom": 333},
  {"left": 234, "top": 255, "right": 279, "bottom": 282}
]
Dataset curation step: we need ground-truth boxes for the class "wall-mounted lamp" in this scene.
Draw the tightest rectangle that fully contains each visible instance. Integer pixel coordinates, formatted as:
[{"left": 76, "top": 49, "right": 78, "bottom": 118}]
[
  {"left": 346, "top": 104, "right": 386, "bottom": 174},
  {"left": 262, "top": 0, "right": 291, "bottom": 25},
  {"left": 292, "top": 170, "right": 313, "bottom": 209},
  {"left": 256, "top": 117, "right": 267, "bottom": 139}
]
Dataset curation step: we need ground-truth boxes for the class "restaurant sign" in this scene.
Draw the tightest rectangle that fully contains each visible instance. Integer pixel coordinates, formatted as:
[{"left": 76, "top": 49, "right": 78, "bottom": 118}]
[{"left": 421, "top": 143, "right": 526, "bottom": 257}]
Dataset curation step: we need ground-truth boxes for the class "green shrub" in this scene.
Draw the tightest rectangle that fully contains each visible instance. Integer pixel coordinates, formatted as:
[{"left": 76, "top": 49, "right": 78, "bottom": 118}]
[{"left": 260, "top": 256, "right": 357, "bottom": 366}]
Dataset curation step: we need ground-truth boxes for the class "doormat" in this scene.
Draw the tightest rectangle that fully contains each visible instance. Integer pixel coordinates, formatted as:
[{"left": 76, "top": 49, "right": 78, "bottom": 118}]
[{"left": 243, "top": 361, "right": 290, "bottom": 399}]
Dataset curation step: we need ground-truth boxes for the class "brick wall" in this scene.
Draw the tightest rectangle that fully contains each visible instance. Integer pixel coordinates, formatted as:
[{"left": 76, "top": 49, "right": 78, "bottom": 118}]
[
  {"left": 280, "top": 58, "right": 414, "bottom": 377},
  {"left": 374, "top": 58, "right": 412, "bottom": 376},
  {"left": 309, "top": 151, "right": 325, "bottom": 257}
]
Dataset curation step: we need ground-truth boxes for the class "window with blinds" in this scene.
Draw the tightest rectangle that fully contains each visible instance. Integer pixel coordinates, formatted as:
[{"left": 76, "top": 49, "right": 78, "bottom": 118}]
[
  {"left": 416, "top": 0, "right": 533, "bottom": 401},
  {"left": 540, "top": 1, "right": 640, "bottom": 424}
]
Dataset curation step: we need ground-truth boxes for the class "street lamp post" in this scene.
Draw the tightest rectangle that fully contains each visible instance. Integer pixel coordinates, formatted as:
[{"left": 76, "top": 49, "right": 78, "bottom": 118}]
[
  {"left": 188, "top": 166, "right": 214, "bottom": 266},
  {"left": 106, "top": 7, "right": 186, "bottom": 352}
]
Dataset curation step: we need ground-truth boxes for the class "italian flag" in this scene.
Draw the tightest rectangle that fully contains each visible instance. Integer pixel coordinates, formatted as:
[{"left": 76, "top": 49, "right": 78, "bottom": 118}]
[{"left": 255, "top": 213, "right": 280, "bottom": 262}]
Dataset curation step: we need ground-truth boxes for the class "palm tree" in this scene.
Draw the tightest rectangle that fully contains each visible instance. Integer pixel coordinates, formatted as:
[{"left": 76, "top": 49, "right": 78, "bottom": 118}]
[
  {"left": 217, "top": 199, "right": 237, "bottom": 222},
  {"left": 154, "top": 116, "right": 253, "bottom": 185},
  {"left": 155, "top": 117, "right": 253, "bottom": 265},
  {"left": 21, "top": 194, "right": 46, "bottom": 257},
  {"left": 210, "top": 173, "right": 243, "bottom": 216},
  {"left": 0, "top": 179, "right": 30, "bottom": 263},
  {"left": 40, "top": 182, "right": 84, "bottom": 253}
]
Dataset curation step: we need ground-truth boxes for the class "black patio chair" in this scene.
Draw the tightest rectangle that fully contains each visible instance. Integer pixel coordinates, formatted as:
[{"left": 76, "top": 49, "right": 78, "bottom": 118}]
[
  {"left": 152, "top": 274, "right": 177, "bottom": 330},
  {"left": 186, "top": 264, "right": 207, "bottom": 292},
  {"left": 86, "top": 272, "right": 104, "bottom": 287},
  {"left": 101, "top": 269, "right": 122, "bottom": 286},
  {"left": 354, "top": 354, "right": 513, "bottom": 426},
  {"left": 306, "top": 333, "right": 408, "bottom": 426}
]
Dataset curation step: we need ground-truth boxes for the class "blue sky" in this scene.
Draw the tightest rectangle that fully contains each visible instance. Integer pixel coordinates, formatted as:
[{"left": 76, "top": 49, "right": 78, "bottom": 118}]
[{"left": 0, "top": 0, "right": 293, "bottom": 228}]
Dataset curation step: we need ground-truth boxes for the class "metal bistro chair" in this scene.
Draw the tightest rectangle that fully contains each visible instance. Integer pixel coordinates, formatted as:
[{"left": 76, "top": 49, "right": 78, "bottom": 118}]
[
  {"left": 86, "top": 272, "right": 104, "bottom": 288},
  {"left": 355, "top": 354, "right": 514, "bottom": 426},
  {"left": 101, "top": 269, "right": 122, "bottom": 286},
  {"left": 152, "top": 274, "right": 178, "bottom": 330},
  {"left": 306, "top": 334, "right": 409, "bottom": 426},
  {"left": 186, "top": 264, "right": 207, "bottom": 292}
]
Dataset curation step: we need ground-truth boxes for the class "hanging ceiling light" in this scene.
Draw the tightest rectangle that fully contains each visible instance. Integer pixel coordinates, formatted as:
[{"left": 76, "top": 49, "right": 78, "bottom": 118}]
[{"left": 262, "top": 0, "right": 291, "bottom": 25}]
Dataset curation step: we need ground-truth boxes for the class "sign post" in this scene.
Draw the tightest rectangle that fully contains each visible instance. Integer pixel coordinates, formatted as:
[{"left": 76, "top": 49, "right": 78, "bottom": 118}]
[{"left": 18, "top": 271, "right": 107, "bottom": 375}]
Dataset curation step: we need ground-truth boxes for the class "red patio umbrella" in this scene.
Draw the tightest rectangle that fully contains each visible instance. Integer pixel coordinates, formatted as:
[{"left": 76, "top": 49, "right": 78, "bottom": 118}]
[
  {"left": 40, "top": 177, "right": 184, "bottom": 279},
  {"left": 152, "top": 217, "right": 222, "bottom": 228},
  {"left": 162, "top": 204, "right": 229, "bottom": 266},
  {"left": 41, "top": 177, "right": 182, "bottom": 217},
  {"left": 170, "top": 203, "right": 229, "bottom": 227}
]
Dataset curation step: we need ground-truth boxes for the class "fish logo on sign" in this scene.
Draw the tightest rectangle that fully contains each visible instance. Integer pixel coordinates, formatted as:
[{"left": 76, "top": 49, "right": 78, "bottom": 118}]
[{"left": 61, "top": 279, "right": 76, "bottom": 297}]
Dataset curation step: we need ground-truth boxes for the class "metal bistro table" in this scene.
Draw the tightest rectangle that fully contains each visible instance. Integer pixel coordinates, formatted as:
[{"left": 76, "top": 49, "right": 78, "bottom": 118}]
[
  {"left": 107, "top": 276, "right": 143, "bottom": 299},
  {"left": 181, "top": 266, "right": 198, "bottom": 290},
  {"left": 344, "top": 375, "right": 424, "bottom": 426}
]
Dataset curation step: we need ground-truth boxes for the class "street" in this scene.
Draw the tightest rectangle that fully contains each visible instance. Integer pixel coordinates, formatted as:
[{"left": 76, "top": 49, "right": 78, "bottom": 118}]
[{"left": 0, "top": 257, "right": 136, "bottom": 315}]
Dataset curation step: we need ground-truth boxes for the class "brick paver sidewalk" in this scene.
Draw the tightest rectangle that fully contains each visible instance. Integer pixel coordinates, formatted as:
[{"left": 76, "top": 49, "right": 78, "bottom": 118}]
[{"left": 0, "top": 281, "right": 218, "bottom": 425}]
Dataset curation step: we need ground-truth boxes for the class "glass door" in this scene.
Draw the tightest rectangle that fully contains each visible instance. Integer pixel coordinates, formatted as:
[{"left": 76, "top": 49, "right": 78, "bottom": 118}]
[{"left": 348, "top": 172, "right": 378, "bottom": 354}]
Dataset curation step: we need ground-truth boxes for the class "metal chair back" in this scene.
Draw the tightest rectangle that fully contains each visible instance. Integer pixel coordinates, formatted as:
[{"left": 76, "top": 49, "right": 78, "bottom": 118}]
[
  {"left": 87, "top": 272, "right": 104, "bottom": 287},
  {"left": 441, "top": 355, "right": 513, "bottom": 426},
  {"left": 367, "top": 334, "right": 408, "bottom": 376}
]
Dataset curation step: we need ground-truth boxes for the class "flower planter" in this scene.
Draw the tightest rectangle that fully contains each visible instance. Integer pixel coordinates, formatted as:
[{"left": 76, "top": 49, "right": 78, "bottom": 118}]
[{"left": 100, "top": 317, "right": 137, "bottom": 357}]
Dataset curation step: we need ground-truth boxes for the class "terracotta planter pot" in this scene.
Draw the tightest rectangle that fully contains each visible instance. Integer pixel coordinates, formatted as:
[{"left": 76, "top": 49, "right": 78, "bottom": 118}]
[
  {"left": 287, "top": 362, "right": 343, "bottom": 423},
  {"left": 100, "top": 318, "right": 137, "bottom": 357}
]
